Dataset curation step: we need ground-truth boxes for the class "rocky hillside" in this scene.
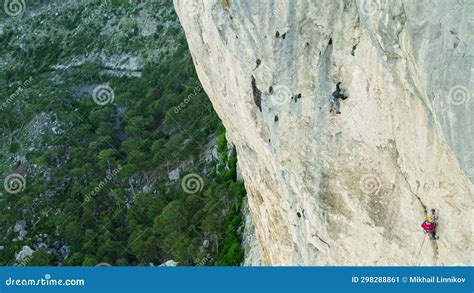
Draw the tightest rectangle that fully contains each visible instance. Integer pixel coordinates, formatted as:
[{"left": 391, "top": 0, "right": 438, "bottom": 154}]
[
  {"left": 174, "top": 0, "right": 473, "bottom": 265},
  {"left": 1, "top": 0, "right": 245, "bottom": 266}
]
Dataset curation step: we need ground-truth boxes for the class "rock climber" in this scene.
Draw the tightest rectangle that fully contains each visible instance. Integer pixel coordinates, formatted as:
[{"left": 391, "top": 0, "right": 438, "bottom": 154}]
[
  {"left": 421, "top": 216, "right": 438, "bottom": 240},
  {"left": 329, "top": 81, "right": 347, "bottom": 114}
]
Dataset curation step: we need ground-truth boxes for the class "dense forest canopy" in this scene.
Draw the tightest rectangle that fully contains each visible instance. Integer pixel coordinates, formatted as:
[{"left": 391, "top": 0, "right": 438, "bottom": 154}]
[{"left": 0, "top": 0, "right": 245, "bottom": 266}]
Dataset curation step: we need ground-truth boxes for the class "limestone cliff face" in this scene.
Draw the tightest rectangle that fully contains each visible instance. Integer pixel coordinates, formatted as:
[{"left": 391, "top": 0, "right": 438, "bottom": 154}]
[{"left": 174, "top": 0, "right": 473, "bottom": 265}]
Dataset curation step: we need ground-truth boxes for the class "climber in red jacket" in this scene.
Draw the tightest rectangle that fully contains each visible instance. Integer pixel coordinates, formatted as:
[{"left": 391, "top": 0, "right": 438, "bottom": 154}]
[{"left": 421, "top": 216, "right": 437, "bottom": 240}]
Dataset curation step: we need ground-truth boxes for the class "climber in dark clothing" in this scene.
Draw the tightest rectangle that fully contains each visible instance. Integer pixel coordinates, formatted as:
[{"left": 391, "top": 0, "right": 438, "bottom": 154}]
[
  {"left": 329, "top": 81, "right": 346, "bottom": 114},
  {"left": 335, "top": 81, "right": 342, "bottom": 94}
]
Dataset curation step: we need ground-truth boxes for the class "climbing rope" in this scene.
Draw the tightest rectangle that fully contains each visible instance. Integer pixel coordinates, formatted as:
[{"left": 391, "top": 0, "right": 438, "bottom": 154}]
[{"left": 416, "top": 234, "right": 427, "bottom": 266}]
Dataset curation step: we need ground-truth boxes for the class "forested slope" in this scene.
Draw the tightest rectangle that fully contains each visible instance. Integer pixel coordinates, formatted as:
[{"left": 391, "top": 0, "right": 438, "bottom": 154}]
[{"left": 0, "top": 0, "right": 245, "bottom": 266}]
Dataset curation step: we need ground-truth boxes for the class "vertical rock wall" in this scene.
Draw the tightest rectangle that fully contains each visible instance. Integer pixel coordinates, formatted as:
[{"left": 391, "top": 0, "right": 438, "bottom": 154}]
[{"left": 174, "top": 0, "right": 473, "bottom": 265}]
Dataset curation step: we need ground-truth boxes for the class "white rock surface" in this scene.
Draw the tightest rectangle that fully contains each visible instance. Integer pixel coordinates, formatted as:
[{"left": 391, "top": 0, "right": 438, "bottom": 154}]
[
  {"left": 242, "top": 197, "right": 261, "bottom": 266},
  {"left": 168, "top": 167, "right": 181, "bottom": 181},
  {"left": 13, "top": 220, "right": 27, "bottom": 233},
  {"left": 15, "top": 246, "right": 34, "bottom": 262},
  {"left": 174, "top": 0, "right": 473, "bottom": 265},
  {"left": 202, "top": 239, "right": 210, "bottom": 248},
  {"left": 159, "top": 260, "right": 179, "bottom": 266}
]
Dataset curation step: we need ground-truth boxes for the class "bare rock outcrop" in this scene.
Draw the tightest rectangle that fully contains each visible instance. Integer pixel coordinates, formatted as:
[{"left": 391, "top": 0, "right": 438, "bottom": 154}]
[{"left": 174, "top": 0, "right": 473, "bottom": 265}]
